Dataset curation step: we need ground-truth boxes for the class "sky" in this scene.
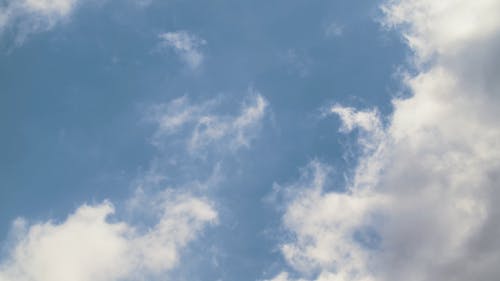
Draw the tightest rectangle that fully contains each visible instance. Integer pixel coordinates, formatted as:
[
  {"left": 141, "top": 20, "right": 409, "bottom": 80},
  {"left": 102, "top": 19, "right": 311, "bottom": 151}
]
[{"left": 1, "top": 0, "right": 500, "bottom": 281}]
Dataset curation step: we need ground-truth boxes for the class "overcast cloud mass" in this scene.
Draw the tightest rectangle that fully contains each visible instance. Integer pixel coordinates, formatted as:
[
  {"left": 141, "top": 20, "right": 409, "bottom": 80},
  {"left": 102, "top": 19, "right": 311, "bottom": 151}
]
[{"left": 1, "top": 0, "right": 499, "bottom": 281}]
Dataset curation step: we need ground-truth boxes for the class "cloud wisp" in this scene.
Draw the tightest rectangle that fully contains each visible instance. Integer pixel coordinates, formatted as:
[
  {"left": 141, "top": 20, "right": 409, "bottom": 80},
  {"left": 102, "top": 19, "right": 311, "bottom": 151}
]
[
  {"left": 149, "top": 90, "right": 268, "bottom": 155},
  {"left": 158, "top": 31, "right": 207, "bottom": 70},
  {"left": 0, "top": 0, "right": 79, "bottom": 45},
  {"left": 266, "top": 0, "right": 500, "bottom": 280}
]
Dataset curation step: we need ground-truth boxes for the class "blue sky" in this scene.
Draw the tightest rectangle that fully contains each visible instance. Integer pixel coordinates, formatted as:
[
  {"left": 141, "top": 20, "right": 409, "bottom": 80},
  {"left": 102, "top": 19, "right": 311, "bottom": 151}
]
[{"left": 1, "top": 1, "right": 500, "bottom": 281}]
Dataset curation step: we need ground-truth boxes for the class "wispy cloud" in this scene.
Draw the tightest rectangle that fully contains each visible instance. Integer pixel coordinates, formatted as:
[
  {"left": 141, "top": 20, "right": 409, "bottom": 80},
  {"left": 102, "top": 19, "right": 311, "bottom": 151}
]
[
  {"left": 0, "top": 0, "right": 79, "bottom": 45},
  {"left": 149, "top": 90, "right": 269, "bottom": 155},
  {"left": 158, "top": 31, "right": 207, "bottom": 70}
]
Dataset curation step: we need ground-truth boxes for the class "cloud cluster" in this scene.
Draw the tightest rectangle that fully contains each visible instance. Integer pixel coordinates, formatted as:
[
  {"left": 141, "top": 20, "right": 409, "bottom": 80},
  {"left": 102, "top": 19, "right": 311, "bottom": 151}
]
[
  {"left": 0, "top": 88, "right": 271, "bottom": 280},
  {"left": 158, "top": 31, "right": 207, "bottom": 70},
  {"left": 0, "top": 0, "right": 79, "bottom": 45},
  {"left": 149, "top": 91, "right": 268, "bottom": 154},
  {"left": 268, "top": 0, "right": 500, "bottom": 280},
  {"left": 0, "top": 90, "right": 269, "bottom": 281},
  {"left": 0, "top": 192, "right": 217, "bottom": 281}
]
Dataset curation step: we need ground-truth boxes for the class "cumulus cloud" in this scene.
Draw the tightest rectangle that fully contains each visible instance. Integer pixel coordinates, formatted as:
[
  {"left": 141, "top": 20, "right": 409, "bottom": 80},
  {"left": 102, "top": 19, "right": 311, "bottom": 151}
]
[
  {"left": 0, "top": 0, "right": 79, "bottom": 45},
  {"left": 268, "top": 0, "right": 500, "bottom": 281},
  {"left": 381, "top": 0, "right": 500, "bottom": 63},
  {"left": 0, "top": 192, "right": 217, "bottom": 281},
  {"left": 149, "top": 90, "right": 268, "bottom": 154},
  {"left": 268, "top": 161, "right": 386, "bottom": 281},
  {"left": 158, "top": 31, "right": 207, "bottom": 70}
]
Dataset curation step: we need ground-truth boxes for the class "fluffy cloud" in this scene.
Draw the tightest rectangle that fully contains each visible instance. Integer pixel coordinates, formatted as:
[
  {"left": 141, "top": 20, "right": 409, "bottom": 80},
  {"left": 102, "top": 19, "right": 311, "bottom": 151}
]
[
  {"left": 149, "top": 91, "right": 268, "bottom": 154},
  {"left": 268, "top": 161, "right": 386, "bottom": 281},
  {"left": 158, "top": 31, "right": 207, "bottom": 70},
  {"left": 268, "top": 0, "right": 500, "bottom": 280},
  {"left": 0, "top": 0, "right": 79, "bottom": 45},
  {"left": 0, "top": 192, "right": 217, "bottom": 281},
  {"left": 381, "top": 0, "right": 500, "bottom": 63}
]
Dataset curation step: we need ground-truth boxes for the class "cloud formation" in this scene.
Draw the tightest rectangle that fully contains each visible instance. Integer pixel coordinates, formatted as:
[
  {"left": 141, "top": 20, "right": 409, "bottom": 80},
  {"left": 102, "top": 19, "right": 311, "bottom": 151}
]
[
  {"left": 0, "top": 90, "right": 268, "bottom": 281},
  {"left": 267, "top": 161, "right": 386, "bottom": 281},
  {"left": 0, "top": 0, "right": 78, "bottom": 45},
  {"left": 267, "top": 0, "right": 500, "bottom": 280},
  {"left": 0, "top": 89, "right": 269, "bottom": 281},
  {"left": 158, "top": 31, "right": 207, "bottom": 70},
  {"left": 0, "top": 191, "right": 217, "bottom": 281},
  {"left": 149, "top": 91, "right": 268, "bottom": 154}
]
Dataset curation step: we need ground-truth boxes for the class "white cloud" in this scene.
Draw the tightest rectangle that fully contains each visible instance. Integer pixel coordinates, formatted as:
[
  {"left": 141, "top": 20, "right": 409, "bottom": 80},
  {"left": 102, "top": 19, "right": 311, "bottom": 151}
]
[
  {"left": 149, "top": 90, "right": 268, "bottom": 154},
  {"left": 381, "top": 0, "right": 500, "bottom": 63},
  {"left": 0, "top": 0, "right": 79, "bottom": 45},
  {"left": 330, "top": 106, "right": 380, "bottom": 133},
  {"left": 158, "top": 31, "right": 207, "bottom": 70},
  {"left": 0, "top": 192, "right": 217, "bottom": 281},
  {"left": 268, "top": 0, "right": 500, "bottom": 281},
  {"left": 268, "top": 162, "right": 386, "bottom": 281}
]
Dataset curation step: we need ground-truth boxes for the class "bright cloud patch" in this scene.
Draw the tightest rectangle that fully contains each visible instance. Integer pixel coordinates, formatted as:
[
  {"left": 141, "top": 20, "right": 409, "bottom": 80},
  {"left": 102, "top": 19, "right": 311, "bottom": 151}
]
[
  {"left": 0, "top": 192, "right": 217, "bottom": 281},
  {"left": 381, "top": 0, "right": 500, "bottom": 63},
  {"left": 158, "top": 31, "right": 207, "bottom": 70},
  {"left": 0, "top": 0, "right": 78, "bottom": 44},
  {"left": 149, "top": 91, "right": 268, "bottom": 154},
  {"left": 269, "top": 161, "right": 386, "bottom": 281},
  {"left": 267, "top": 0, "right": 500, "bottom": 280}
]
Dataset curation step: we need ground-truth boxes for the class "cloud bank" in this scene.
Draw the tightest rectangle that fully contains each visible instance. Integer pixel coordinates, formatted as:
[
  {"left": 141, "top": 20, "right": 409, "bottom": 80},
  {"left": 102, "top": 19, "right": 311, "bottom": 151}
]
[{"left": 268, "top": 0, "right": 500, "bottom": 280}]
